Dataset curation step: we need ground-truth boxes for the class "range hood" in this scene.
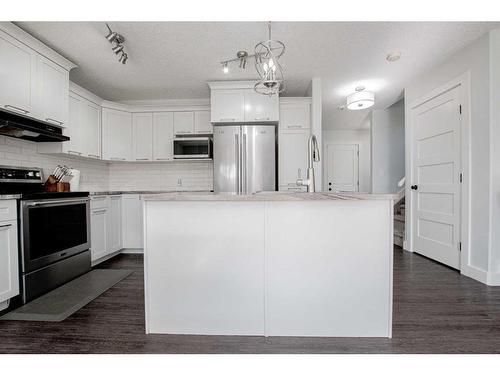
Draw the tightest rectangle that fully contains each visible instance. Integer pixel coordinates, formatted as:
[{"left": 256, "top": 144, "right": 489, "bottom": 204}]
[{"left": 0, "top": 109, "right": 70, "bottom": 142}]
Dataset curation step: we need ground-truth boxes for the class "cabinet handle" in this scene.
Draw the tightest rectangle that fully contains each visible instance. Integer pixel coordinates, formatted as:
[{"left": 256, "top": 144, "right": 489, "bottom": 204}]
[
  {"left": 110, "top": 157, "right": 126, "bottom": 161},
  {"left": 92, "top": 209, "right": 107, "bottom": 214},
  {"left": 88, "top": 154, "right": 101, "bottom": 159},
  {"left": 135, "top": 158, "right": 150, "bottom": 161},
  {"left": 254, "top": 117, "right": 270, "bottom": 121},
  {"left": 45, "top": 118, "right": 64, "bottom": 126},
  {"left": 4, "top": 104, "right": 30, "bottom": 115},
  {"left": 0, "top": 223, "right": 12, "bottom": 230},
  {"left": 287, "top": 125, "right": 302, "bottom": 129},
  {"left": 67, "top": 150, "right": 82, "bottom": 155},
  {"left": 155, "top": 158, "right": 171, "bottom": 161},
  {"left": 219, "top": 118, "right": 235, "bottom": 122}
]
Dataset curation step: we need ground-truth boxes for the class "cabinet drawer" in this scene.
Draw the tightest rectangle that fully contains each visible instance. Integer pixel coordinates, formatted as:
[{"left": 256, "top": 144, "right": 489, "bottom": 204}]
[
  {"left": 0, "top": 200, "right": 17, "bottom": 222},
  {"left": 90, "top": 196, "right": 109, "bottom": 209}
]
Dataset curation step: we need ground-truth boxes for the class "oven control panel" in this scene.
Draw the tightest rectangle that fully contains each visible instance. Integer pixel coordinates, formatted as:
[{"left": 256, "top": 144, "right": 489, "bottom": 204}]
[{"left": 0, "top": 166, "right": 43, "bottom": 182}]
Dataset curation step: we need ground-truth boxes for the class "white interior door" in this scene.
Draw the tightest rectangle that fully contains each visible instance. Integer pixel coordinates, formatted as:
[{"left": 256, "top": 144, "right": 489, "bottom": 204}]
[
  {"left": 411, "top": 85, "right": 461, "bottom": 269},
  {"left": 326, "top": 144, "right": 359, "bottom": 192}
]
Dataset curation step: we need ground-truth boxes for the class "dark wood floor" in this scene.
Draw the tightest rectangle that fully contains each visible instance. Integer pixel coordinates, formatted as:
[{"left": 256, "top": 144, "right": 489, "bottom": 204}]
[{"left": 1, "top": 247, "right": 500, "bottom": 354}]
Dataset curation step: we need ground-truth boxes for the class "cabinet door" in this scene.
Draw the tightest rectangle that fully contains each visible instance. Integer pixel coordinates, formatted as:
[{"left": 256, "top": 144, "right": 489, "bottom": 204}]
[
  {"left": 153, "top": 112, "right": 174, "bottom": 161},
  {"left": 244, "top": 89, "right": 279, "bottom": 122},
  {"left": 102, "top": 108, "right": 132, "bottom": 161},
  {"left": 36, "top": 55, "right": 69, "bottom": 126},
  {"left": 91, "top": 207, "right": 108, "bottom": 261},
  {"left": 132, "top": 113, "right": 153, "bottom": 161},
  {"left": 280, "top": 103, "right": 310, "bottom": 130},
  {"left": 173, "top": 112, "right": 194, "bottom": 135},
  {"left": 83, "top": 101, "right": 102, "bottom": 159},
  {"left": 62, "top": 93, "right": 84, "bottom": 156},
  {"left": 108, "top": 196, "right": 122, "bottom": 253},
  {"left": 279, "top": 130, "right": 309, "bottom": 186},
  {"left": 122, "top": 195, "right": 144, "bottom": 249},
  {"left": 0, "top": 30, "right": 36, "bottom": 116},
  {"left": 211, "top": 90, "right": 244, "bottom": 123},
  {"left": 194, "top": 110, "right": 212, "bottom": 134},
  {"left": 0, "top": 220, "right": 19, "bottom": 303}
]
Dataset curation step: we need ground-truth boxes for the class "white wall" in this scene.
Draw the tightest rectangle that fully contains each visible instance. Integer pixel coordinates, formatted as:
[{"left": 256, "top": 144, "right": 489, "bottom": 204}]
[
  {"left": 371, "top": 99, "right": 405, "bottom": 194},
  {"left": 404, "top": 31, "right": 500, "bottom": 284},
  {"left": 322, "top": 129, "right": 371, "bottom": 193}
]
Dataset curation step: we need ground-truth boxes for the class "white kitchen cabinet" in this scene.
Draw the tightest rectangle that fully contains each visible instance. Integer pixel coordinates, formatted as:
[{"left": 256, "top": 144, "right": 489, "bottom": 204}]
[
  {"left": 83, "top": 100, "right": 102, "bottom": 159},
  {"left": 102, "top": 108, "right": 132, "bottom": 161},
  {"left": 279, "top": 129, "right": 310, "bottom": 187},
  {"left": 0, "top": 30, "right": 36, "bottom": 117},
  {"left": 108, "top": 196, "right": 122, "bottom": 253},
  {"left": 194, "top": 110, "right": 212, "bottom": 134},
  {"left": 280, "top": 102, "right": 310, "bottom": 130},
  {"left": 0, "top": 199, "right": 19, "bottom": 309},
  {"left": 210, "top": 89, "right": 245, "bottom": 123},
  {"left": 244, "top": 89, "right": 279, "bottom": 122},
  {"left": 132, "top": 113, "right": 153, "bottom": 161},
  {"left": 153, "top": 112, "right": 174, "bottom": 161},
  {"left": 90, "top": 204, "right": 108, "bottom": 262},
  {"left": 36, "top": 54, "right": 69, "bottom": 127},
  {"left": 173, "top": 112, "right": 194, "bottom": 135},
  {"left": 122, "top": 195, "right": 144, "bottom": 249}
]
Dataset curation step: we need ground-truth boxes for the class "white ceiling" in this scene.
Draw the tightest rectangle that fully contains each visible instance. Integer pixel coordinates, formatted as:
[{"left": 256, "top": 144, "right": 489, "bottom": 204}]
[{"left": 16, "top": 21, "right": 500, "bottom": 129}]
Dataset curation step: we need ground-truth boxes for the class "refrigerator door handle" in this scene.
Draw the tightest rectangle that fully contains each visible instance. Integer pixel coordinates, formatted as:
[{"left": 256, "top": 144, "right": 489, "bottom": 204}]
[
  {"left": 235, "top": 133, "right": 240, "bottom": 194},
  {"left": 242, "top": 133, "right": 247, "bottom": 194}
]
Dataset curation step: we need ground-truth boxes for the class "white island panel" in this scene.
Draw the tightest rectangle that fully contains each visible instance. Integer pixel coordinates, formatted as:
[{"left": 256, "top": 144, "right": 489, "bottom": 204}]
[
  {"left": 265, "top": 200, "right": 393, "bottom": 337},
  {"left": 144, "top": 201, "right": 265, "bottom": 335}
]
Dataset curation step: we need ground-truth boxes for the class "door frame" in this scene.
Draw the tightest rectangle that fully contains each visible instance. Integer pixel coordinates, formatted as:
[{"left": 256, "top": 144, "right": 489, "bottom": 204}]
[
  {"left": 406, "top": 72, "right": 471, "bottom": 275},
  {"left": 325, "top": 142, "right": 360, "bottom": 192}
]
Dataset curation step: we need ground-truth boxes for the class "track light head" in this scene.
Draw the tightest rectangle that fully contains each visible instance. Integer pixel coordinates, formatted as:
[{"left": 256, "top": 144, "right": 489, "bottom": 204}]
[
  {"left": 112, "top": 44, "right": 124, "bottom": 54},
  {"left": 119, "top": 52, "right": 128, "bottom": 64}
]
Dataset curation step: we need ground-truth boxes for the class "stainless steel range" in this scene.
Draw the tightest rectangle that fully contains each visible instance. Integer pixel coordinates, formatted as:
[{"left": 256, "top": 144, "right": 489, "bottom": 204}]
[{"left": 0, "top": 165, "right": 91, "bottom": 304}]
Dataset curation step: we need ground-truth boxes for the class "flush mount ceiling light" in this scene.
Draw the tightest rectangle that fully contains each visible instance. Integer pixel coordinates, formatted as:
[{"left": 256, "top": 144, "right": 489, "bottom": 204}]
[
  {"left": 346, "top": 86, "right": 375, "bottom": 110},
  {"left": 219, "top": 21, "right": 285, "bottom": 96},
  {"left": 105, "top": 23, "right": 128, "bottom": 65},
  {"left": 386, "top": 51, "right": 401, "bottom": 62}
]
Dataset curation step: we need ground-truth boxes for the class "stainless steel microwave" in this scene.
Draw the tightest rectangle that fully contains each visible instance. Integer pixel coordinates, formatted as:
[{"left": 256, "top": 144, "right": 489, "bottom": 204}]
[{"left": 173, "top": 136, "right": 213, "bottom": 159}]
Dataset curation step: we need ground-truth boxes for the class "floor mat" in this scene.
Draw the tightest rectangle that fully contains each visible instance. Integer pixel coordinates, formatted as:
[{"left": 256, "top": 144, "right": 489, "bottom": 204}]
[{"left": 1, "top": 269, "right": 132, "bottom": 322}]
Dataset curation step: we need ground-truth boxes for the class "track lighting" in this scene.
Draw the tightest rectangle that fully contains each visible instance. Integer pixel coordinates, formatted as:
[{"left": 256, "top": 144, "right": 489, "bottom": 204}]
[
  {"left": 105, "top": 23, "right": 128, "bottom": 65},
  {"left": 222, "top": 63, "right": 229, "bottom": 74}
]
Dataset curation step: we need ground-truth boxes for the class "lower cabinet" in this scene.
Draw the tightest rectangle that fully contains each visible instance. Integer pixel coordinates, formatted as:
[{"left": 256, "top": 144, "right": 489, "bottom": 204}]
[
  {"left": 90, "top": 195, "right": 122, "bottom": 263},
  {"left": 0, "top": 200, "right": 19, "bottom": 310},
  {"left": 122, "top": 195, "right": 144, "bottom": 249},
  {"left": 279, "top": 129, "right": 310, "bottom": 189}
]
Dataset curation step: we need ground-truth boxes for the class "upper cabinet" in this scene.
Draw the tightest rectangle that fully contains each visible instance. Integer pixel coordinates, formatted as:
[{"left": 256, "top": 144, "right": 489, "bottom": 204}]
[
  {"left": 132, "top": 113, "right": 153, "bottom": 161},
  {"left": 36, "top": 55, "right": 69, "bottom": 126},
  {"left": 244, "top": 89, "right": 279, "bottom": 122},
  {"left": 102, "top": 108, "right": 132, "bottom": 161},
  {"left": 153, "top": 112, "right": 174, "bottom": 161},
  {"left": 210, "top": 89, "right": 245, "bottom": 123},
  {"left": 280, "top": 102, "right": 310, "bottom": 130},
  {"left": 194, "top": 110, "right": 212, "bottom": 134},
  {"left": 0, "top": 30, "right": 36, "bottom": 116},
  {"left": 0, "top": 24, "right": 75, "bottom": 126},
  {"left": 208, "top": 82, "right": 279, "bottom": 123},
  {"left": 173, "top": 112, "right": 195, "bottom": 135}
]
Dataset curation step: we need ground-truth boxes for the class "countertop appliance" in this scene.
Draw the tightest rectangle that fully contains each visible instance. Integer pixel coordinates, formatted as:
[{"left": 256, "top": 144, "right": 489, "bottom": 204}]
[
  {"left": 173, "top": 136, "right": 213, "bottom": 159},
  {"left": 0, "top": 109, "right": 70, "bottom": 142},
  {"left": 0, "top": 165, "right": 90, "bottom": 304},
  {"left": 213, "top": 124, "right": 276, "bottom": 194}
]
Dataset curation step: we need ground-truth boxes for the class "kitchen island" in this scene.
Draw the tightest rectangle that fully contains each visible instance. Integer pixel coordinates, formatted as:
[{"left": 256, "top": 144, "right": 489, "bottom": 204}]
[{"left": 142, "top": 192, "right": 394, "bottom": 337}]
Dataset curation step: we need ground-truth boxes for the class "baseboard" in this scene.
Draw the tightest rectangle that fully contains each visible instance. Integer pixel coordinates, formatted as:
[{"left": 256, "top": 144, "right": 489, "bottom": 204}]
[
  {"left": 487, "top": 271, "right": 500, "bottom": 286},
  {"left": 461, "top": 264, "right": 488, "bottom": 284},
  {"left": 402, "top": 240, "right": 412, "bottom": 252},
  {"left": 121, "top": 248, "right": 143, "bottom": 254}
]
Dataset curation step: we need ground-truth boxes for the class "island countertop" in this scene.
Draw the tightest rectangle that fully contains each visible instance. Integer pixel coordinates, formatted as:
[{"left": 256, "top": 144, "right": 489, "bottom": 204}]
[{"left": 140, "top": 191, "right": 397, "bottom": 201}]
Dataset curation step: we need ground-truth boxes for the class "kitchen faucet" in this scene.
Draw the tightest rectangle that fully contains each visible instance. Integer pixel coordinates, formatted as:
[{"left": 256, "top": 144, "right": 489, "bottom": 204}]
[{"left": 296, "top": 134, "right": 320, "bottom": 192}]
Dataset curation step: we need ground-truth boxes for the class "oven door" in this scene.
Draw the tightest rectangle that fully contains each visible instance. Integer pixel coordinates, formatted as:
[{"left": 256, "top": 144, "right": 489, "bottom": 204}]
[
  {"left": 20, "top": 197, "right": 90, "bottom": 274},
  {"left": 173, "top": 137, "right": 212, "bottom": 159}
]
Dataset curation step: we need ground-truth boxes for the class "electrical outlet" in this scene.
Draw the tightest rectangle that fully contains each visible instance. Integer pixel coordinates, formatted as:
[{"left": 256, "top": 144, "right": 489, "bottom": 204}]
[{"left": 177, "top": 178, "right": 182, "bottom": 187}]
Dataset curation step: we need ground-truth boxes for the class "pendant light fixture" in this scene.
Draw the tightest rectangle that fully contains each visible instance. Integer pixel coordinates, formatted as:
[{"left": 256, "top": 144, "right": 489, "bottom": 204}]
[
  {"left": 254, "top": 21, "right": 285, "bottom": 96},
  {"left": 346, "top": 86, "right": 375, "bottom": 110}
]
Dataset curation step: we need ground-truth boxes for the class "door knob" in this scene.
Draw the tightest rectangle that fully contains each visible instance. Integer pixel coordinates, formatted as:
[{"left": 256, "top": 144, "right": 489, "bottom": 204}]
[{"left": 411, "top": 185, "right": 418, "bottom": 190}]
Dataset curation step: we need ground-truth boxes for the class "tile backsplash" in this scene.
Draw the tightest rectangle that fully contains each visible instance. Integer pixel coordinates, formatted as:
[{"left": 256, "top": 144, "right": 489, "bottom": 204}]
[{"left": 0, "top": 135, "right": 214, "bottom": 192}]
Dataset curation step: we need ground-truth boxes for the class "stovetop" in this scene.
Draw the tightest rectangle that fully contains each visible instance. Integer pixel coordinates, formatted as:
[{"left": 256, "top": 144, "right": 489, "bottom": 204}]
[{"left": 0, "top": 165, "right": 88, "bottom": 200}]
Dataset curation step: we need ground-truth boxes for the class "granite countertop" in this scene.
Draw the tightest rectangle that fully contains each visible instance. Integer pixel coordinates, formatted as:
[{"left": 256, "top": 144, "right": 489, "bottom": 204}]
[
  {"left": 0, "top": 194, "right": 21, "bottom": 200},
  {"left": 140, "top": 191, "right": 398, "bottom": 202},
  {"left": 90, "top": 190, "right": 212, "bottom": 196}
]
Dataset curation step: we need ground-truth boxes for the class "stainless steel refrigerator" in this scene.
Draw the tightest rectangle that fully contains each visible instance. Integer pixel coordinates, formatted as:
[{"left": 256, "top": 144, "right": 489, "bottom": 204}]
[{"left": 213, "top": 124, "right": 276, "bottom": 194}]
